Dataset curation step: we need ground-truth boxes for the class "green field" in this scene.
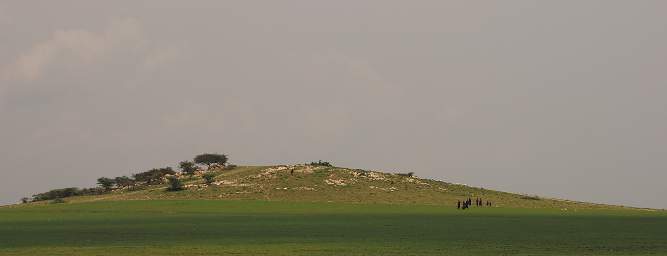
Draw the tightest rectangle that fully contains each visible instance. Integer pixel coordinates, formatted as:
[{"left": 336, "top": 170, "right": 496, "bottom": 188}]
[{"left": 1, "top": 200, "right": 666, "bottom": 256}]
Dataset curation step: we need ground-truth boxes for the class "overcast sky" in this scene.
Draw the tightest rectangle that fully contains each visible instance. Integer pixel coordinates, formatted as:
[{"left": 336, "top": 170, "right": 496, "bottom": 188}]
[{"left": 1, "top": 1, "right": 666, "bottom": 208}]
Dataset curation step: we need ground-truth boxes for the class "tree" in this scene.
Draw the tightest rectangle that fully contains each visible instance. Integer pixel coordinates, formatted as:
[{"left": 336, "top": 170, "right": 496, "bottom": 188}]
[
  {"left": 202, "top": 173, "right": 216, "bottom": 184},
  {"left": 179, "top": 161, "right": 197, "bottom": 175},
  {"left": 97, "top": 177, "right": 116, "bottom": 191},
  {"left": 114, "top": 176, "right": 135, "bottom": 187},
  {"left": 308, "top": 160, "right": 332, "bottom": 167},
  {"left": 21, "top": 197, "right": 30, "bottom": 204},
  {"left": 166, "top": 176, "right": 183, "bottom": 191},
  {"left": 133, "top": 167, "right": 176, "bottom": 184},
  {"left": 194, "top": 153, "right": 228, "bottom": 169}
]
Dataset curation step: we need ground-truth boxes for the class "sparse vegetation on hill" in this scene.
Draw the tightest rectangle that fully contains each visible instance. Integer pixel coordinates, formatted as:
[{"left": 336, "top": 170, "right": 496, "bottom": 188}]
[
  {"left": 21, "top": 154, "right": 641, "bottom": 211},
  {"left": 28, "top": 153, "right": 230, "bottom": 202},
  {"left": 22, "top": 162, "right": 631, "bottom": 210}
]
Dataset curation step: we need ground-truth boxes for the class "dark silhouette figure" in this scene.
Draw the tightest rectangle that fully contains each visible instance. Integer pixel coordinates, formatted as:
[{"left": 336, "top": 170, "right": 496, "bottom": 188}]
[{"left": 457, "top": 201, "right": 461, "bottom": 209}]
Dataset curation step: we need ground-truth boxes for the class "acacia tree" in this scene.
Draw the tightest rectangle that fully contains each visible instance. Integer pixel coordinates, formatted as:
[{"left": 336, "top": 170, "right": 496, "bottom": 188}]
[
  {"left": 179, "top": 161, "right": 197, "bottom": 175},
  {"left": 194, "top": 153, "right": 228, "bottom": 169},
  {"left": 133, "top": 167, "right": 175, "bottom": 184},
  {"left": 97, "top": 177, "right": 116, "bottom": 191}
]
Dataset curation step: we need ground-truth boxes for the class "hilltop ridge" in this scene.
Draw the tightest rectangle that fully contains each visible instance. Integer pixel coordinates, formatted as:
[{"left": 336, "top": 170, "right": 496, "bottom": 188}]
[{"left": 36, "top": 164, "right": 632, "bottom": 210}]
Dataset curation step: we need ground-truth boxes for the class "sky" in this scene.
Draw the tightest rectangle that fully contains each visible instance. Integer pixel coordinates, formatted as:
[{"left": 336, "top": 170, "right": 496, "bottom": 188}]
[{"left": 1, "top": 1, "right": 666, "bottom": 208}]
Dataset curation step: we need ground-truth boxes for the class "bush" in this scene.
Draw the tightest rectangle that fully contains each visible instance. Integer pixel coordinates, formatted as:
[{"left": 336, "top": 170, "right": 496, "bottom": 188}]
[
  {"left": 202, "top": 173, "right": 216, "bottom": 184},
  {"left": 51, "top": 198, "right": 66, "bottom": 204},
  {"left": 224, "top": 164, "right": 238, "bottom": 170},
  {"left": 308, "top": 160, "right": 332, "bottom": 167},
  {"left": 166, "top": 176, "right": 183, "bottom": 191},
  {"left": 21, "top": 197, "right": 30, "bottom": 204},
  {"left": 398, "top": 172, "right": 415, "bottom": 177}
]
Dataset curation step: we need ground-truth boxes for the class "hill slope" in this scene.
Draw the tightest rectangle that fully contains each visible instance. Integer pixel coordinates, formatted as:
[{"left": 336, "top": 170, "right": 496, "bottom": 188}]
[{"left": 56, "top": 165, "right": 630, "bottom": 210}]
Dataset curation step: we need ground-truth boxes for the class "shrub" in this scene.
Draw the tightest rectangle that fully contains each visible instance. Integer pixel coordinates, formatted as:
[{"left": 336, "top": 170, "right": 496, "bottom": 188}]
[
  {"left": 202, "top": 173, "right": 216, "bottom": 184},
  {"left": 194, "top": 153, "right": 228, "bottom": 168},
  {"left": 21, "top": 197, "right": 30, "bottom": 204},
  {"left": 398, "top": 172, "right": 415, "bottom": 177},
  {"left": 179, "top": 161, "right": 198, "bottom": 175},
  {"left": 308, "top": 160, "right": 332, "bottom": 167},
  {"left": 51, "top": 198, "right": 66, "bottom": 204},
  {"left": 166, "top": 176, "right": 183, "bottom": 191},
  {"left": 224, "top": 164, "right": 238, "bottom": 170}
]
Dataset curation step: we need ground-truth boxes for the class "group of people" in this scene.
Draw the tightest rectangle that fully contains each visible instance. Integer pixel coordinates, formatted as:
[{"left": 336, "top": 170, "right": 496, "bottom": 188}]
[{"left": 457, "top": 197, "right": 492, "bottom": 210}]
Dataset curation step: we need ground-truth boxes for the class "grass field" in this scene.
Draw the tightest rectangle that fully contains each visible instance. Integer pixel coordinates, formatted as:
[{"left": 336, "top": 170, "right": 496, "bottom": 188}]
[{"left": 1, "top": 200, "right": 666, "bottom": 256}]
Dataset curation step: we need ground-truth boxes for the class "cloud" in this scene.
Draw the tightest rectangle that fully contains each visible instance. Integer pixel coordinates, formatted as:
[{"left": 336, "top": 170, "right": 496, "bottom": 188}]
[
  {"left": 1, "top": 18, "right": 145, "bottom": 81},
  {"left": 142, "top": 45, "right": 187, "bottom": 71},
  {"left": 0, "top": 4, "right": 10, "bottom": 25}
]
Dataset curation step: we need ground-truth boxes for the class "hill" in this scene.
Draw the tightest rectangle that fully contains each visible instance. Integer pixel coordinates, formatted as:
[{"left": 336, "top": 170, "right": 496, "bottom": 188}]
[
  {"left": 33, "top": 164, "right": 634, "bottom": 211},
  {"left": 3, "top": 164, "right": 666, "bottom": 255}
]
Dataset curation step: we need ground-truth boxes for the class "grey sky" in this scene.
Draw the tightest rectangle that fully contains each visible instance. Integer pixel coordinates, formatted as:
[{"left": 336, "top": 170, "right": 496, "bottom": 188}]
[{"left": 1, "top": 1, "right": 666, "bottom": 208}]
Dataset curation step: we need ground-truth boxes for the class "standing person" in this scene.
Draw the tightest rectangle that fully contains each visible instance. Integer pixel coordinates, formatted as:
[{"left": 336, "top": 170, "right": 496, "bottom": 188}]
[{"left": 457, "top": 200, "right": 461, "bottom": 209}]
